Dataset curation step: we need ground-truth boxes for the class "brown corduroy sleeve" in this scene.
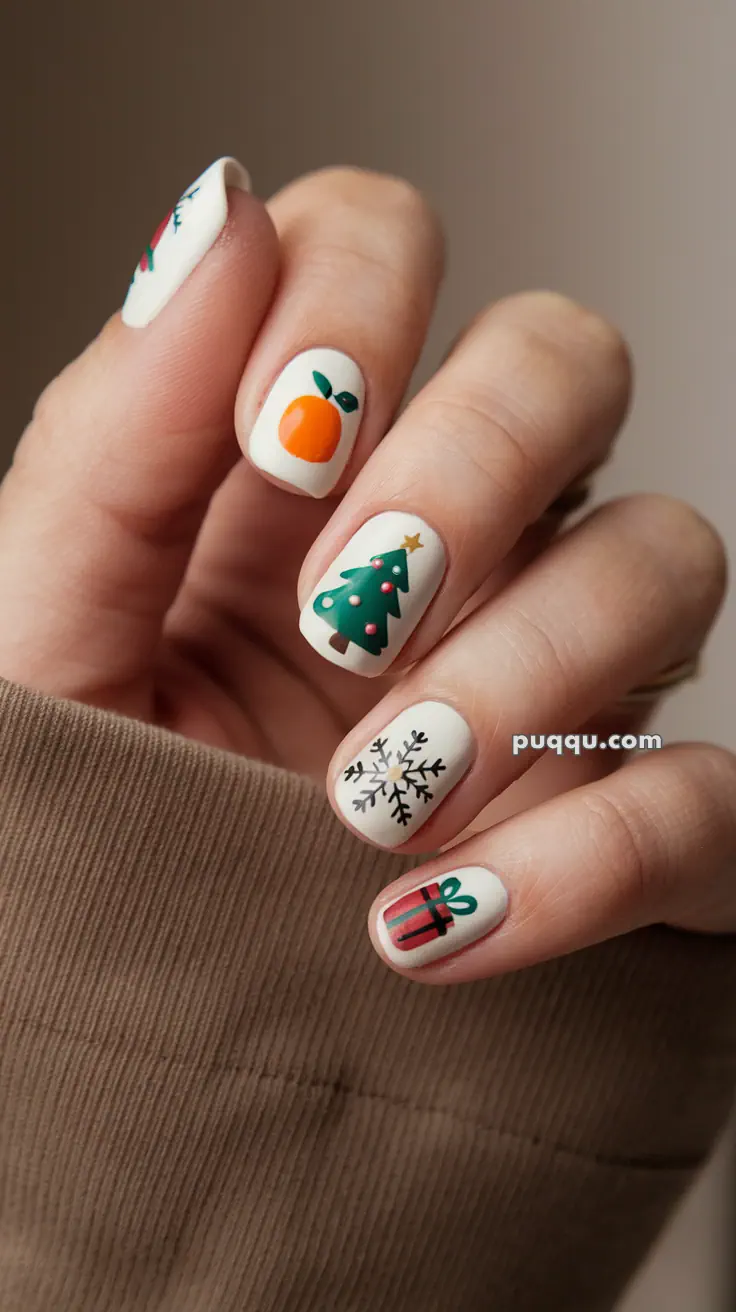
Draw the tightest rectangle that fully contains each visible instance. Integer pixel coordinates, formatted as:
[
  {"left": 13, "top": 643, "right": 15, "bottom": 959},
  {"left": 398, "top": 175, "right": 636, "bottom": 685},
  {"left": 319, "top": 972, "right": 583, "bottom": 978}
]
[{"left": 0, "top": 676, "right": 734, "bottom": 1312}]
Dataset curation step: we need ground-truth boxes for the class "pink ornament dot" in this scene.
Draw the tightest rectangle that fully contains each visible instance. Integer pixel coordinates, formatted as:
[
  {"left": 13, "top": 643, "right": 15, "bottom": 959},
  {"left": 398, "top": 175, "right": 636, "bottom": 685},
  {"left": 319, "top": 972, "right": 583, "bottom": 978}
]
[
  {"left": 348, "top": 594, "right": 361, "bottom": 606},
  {"left": 380, "top": 581, "right": 394, "bottom": 594},
  {"left": 364, "top": 623, "right": 378, "bottom": 636},
  {"left": 371, "top": 558, "right": 384, "bottom": 569}
]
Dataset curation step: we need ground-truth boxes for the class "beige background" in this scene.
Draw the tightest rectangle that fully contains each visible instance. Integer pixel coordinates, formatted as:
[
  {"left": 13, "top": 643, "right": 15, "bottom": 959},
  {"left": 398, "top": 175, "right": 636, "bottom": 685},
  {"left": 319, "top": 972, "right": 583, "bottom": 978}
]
[{"left": 3, "top": 0, "right": 734, "bottom": 1306}]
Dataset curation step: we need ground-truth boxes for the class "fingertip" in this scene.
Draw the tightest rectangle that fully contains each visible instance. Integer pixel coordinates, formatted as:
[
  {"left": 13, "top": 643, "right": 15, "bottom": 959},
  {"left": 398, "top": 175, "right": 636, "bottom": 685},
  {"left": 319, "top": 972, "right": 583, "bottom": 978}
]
[
  {"left": 237, "top": 345, "right": 368, "bottom": 500},
  {"left": 108, "top": 181, "right": 281, "bottom": 433},
  {"left": 367, "top": 864, "right": 511, "bottom": 983},
  {"left": 120, "top": 157, "right": 279, "bottom": 335}
]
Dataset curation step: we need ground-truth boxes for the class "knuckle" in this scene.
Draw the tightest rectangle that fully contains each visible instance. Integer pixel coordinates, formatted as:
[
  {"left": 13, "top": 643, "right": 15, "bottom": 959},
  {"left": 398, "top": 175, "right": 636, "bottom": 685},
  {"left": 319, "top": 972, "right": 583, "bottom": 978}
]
[
  {"left": 412, "top": 391, "right": 542, "bottom": 504},
  {"left": 279, "top": 168, "right": 444, "bottom": 300},
  {"left": 579, "top": 789, "right": 652, "bottom": 910},
  {"left": 685, "top": 743, "right": 736, "bottom": 814},
  {"left": 612, "top": 493, "right": 729, "bottom": 616},
  {"left": 653, "top": 745, "right": 736, "bottom": 886},
  {"left": 30, "top": 372, "right": 65, "bottom": 435},
  {"left": 25, "top": 327, "right": 110, "bottom": 451},
  {"left": 315, "top": 167, "right": 433, "bottom": 221},
  {"left": 623, "top": 491, "right": 717, "bottom": 541},
  {"left": 676, "top": 503, "right": 727, "bottom": 596},
  {"left": 12, "top": 377, "right": 69, "bottom": 481},
  {"left": 457, "top": 293, "right": 632, "bottom": 465},
  {"left": 369, "top": 173, "right": 431, "bottom": 223},
  {"left": 495, "top": 291, "right": 632, "bottom": 386},
  {"left": 505, "top": 603, "right": 573, "bottom": 699},
  {"left": 9, "top": 329, "right": 115, "bottom": 490},
  {"left": 293, "top": 167, "right": 441, "bottom": 244}
]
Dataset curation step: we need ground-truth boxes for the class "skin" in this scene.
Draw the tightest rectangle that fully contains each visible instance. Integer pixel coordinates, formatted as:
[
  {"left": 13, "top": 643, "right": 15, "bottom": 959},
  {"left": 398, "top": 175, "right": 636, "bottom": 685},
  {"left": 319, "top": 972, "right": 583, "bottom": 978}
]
[{"left": 1, "top": 167, "right": 734, "bottom": 987}]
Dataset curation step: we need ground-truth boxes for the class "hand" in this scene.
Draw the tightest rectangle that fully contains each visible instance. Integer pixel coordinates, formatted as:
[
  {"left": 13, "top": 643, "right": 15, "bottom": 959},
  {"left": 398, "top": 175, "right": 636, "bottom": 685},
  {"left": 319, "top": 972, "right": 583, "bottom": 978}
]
[{"left": 2, "top": 161, "right": 733, "bottom": 980}]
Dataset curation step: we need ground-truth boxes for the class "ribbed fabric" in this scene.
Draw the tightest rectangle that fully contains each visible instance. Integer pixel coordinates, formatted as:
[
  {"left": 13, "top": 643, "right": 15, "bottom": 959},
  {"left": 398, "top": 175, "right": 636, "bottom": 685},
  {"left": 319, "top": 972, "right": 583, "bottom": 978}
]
[{"left": 0, "top": 677, "right": 734, "bottom": 1312}]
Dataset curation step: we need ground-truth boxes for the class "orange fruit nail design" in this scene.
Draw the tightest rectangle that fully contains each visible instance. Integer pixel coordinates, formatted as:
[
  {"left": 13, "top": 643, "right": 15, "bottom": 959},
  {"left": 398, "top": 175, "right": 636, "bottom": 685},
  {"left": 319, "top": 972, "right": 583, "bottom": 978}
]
[{"left": 278, "top": 371, "right": 359, "bottom": 464}]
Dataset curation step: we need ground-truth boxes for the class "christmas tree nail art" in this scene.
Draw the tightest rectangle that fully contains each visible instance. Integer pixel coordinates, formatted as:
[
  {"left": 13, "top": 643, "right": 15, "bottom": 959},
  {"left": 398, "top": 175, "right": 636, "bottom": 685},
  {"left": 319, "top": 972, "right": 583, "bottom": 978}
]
[
  {"left": 375, "top": 867, "right": 509, "bottom": 967},
  {"left": 299, "top": 512, "right": 445, "bottom": 675},
  {"left": 249, "top": 348, "right": 366, "bottom": 497},
  {"left": 314, "top": 534, "right": 421, "bottom": 656},
  {"left": 122, "top": 157, "right": 250, "bottom": 329},
  {"left": 333, "top": 701, "right": 473, "bottom": 846}
]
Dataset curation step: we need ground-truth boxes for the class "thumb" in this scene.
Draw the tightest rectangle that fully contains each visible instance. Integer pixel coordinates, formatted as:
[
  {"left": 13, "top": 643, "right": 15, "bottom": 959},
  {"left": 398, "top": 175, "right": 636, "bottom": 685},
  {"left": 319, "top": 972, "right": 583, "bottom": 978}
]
[{"left": 0, "top": 158, "right": 279, "bottom": 714}]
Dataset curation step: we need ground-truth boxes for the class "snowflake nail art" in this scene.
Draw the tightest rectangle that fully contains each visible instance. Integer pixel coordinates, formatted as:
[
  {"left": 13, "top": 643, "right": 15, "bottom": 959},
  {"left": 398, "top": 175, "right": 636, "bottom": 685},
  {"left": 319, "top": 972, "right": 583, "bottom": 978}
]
[
  {"left": 344, "top": 731, "right": 447, "bottom": 829},
  {"left": 334, "top": 701, "right": 474, "bottom": 847}
]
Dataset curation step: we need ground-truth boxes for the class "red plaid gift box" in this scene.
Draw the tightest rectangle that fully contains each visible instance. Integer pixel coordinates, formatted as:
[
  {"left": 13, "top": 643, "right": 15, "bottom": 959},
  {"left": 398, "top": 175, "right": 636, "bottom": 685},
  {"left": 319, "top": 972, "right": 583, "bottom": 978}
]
[
  {"left": 383, "top": 881, "right": 456, "bottom": 952},
  {"left": 383, "top": 876, "right": 480, "bottom": 952}
]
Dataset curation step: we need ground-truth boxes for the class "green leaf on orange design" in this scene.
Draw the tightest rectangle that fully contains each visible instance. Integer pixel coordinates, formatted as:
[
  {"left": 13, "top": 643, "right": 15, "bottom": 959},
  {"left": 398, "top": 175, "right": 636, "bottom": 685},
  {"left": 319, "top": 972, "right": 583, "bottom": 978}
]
[
  {"left": 313, "top": 371, "right": 333, "bottom": 399},
  {"left": 335, "top": 391, "right": 359, "bottom": 413}
]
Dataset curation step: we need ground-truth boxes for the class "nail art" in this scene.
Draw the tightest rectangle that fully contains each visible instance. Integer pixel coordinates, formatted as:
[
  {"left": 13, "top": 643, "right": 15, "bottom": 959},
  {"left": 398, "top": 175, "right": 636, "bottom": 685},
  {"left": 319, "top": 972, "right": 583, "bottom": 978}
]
[
  {"left": 376, "top": 866, "right": 508, "bottom": 967},
  {"left": 334, "top": 701, "right": 473, "bottom": 846},
  {"left": 249, "top": 348, "right": 365, "bottom": 498},
  {"left": 122, "top": 157, "right": 250, "bottom": 328},
  {"left": 299, "top": 511, "right": 445, "bottom": 674}
]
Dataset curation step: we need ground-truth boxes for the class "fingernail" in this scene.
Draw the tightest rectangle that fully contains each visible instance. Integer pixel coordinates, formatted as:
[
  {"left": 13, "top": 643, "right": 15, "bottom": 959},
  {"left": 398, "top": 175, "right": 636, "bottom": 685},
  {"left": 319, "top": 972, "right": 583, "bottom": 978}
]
[
  {"left": 249, "top": 348, "right": 366, "bottom": 498},
  {"left": 122, "top": 156, "right": 251, "bottom": 328},
  {"left": 376, "top": 866, "right": 508, "bottom": 967},
  {"left": 299, "top": 511, "right": 445, "bottom": 674},
  {"left": 334, "top": 700, "right": 473, "bottom": 846}
]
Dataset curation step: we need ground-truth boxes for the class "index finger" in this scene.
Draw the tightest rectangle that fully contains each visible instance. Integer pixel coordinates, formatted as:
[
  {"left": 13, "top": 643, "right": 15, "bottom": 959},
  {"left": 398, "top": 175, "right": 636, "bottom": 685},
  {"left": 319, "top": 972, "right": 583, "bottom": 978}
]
[{"left": 235, "top": 168, "right": 445, "bottom": 499}]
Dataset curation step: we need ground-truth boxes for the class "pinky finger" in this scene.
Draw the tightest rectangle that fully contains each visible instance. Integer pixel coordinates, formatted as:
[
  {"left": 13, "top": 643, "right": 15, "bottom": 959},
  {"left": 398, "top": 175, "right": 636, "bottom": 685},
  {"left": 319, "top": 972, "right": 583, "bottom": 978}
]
[{"left": 368, "top": 743, "right": 736, "bottom": 983}]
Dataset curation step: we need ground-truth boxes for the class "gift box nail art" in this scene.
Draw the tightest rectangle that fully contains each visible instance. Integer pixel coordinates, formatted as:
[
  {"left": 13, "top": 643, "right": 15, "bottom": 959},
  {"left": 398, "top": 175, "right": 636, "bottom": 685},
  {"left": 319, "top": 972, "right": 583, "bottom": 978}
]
[{"left": 376, "top": 867, "right": 508, "bottom": 967}]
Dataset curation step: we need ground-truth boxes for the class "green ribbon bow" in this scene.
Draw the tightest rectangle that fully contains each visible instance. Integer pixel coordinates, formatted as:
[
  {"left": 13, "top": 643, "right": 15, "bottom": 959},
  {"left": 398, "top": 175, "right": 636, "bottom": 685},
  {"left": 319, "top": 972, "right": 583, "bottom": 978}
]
[
  {"left": 386, "top": 876, "right": 478, "bottom": 928},
  {"left": 436, "top": 875, "right": 478, "bottom": 916}
]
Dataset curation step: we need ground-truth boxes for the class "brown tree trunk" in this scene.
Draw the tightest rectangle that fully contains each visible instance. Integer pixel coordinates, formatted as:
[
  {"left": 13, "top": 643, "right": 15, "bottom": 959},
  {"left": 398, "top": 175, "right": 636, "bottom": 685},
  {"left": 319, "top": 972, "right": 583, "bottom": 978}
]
[{"left": 329, "top": 632, "right": 350, "bottom": 654}]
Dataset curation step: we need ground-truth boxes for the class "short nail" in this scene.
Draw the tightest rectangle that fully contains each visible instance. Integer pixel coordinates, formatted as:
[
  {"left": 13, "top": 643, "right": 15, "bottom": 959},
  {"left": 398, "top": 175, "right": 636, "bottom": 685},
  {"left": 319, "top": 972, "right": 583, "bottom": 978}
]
[
  {"left": 249, "top": 348, "right": 365, "bottom": 498},
  {"left": 299, "top": 511, "right": 445, "bottom": 674},
  {"left": 334, "top": 700, "right": 473, "bottom": 846},
  {"left": 122, "top": 156, "right": 250, "bottom": 328},
  {"left": 376, "top": 866, "right": 508, "bottom": 967}
]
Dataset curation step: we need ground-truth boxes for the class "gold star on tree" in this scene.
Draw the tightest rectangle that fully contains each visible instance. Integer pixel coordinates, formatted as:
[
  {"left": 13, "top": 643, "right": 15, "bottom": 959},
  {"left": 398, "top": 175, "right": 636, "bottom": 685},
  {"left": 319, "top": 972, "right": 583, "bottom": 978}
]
[{"left": 401, "top": 533, "right": 424, "bottom": 553}]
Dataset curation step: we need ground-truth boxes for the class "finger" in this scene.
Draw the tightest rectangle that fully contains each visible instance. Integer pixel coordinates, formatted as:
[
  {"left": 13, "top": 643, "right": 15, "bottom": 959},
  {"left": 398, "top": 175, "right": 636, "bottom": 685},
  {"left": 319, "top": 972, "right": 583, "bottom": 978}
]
[
  {"left": 236, "top": 167, "right": 444, "bottom": 498},
  {"left": 163, "top": 472, "right": 569, "bottom": 774},
  {"left": 454, "top": 702, "right": 659, "bottom": 841},
  {"left": 0, "top": 159, "right": 279, "bottom": 711},
  {"left": 298, "top": 291, "right": 632, "bottom": 675},
  {"left": 367, "top": 742, "right": 736, "bottom": 981},
  {"left": 327, "top": 494, "right": 726, "bottom": 850}
]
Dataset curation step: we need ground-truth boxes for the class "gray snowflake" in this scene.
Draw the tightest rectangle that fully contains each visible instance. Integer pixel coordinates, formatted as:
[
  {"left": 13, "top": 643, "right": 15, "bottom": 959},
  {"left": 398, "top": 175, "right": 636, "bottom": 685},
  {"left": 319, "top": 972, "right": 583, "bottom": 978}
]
[{"left": 343, "top": 730, "right": 447, "bottom": 827}]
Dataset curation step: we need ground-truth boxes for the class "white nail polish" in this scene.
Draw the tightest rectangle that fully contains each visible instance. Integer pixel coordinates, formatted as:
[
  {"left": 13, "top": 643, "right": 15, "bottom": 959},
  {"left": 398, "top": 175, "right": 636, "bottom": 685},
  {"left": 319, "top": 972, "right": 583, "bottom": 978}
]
[
  {"left": 122, "top": 157, "right": 250, "bottom": 328},
  {"left": 376, "top": 866, "right": 508, "bottom": 967},
  {"left": 334, "top": 701, "right": 473, "bottom": 846},
  {"left": 249, "top": 348, "right": 366, "bottom": 498},
  {"left": 299, "top": 511, "right": 445, "bottom": 675}
]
